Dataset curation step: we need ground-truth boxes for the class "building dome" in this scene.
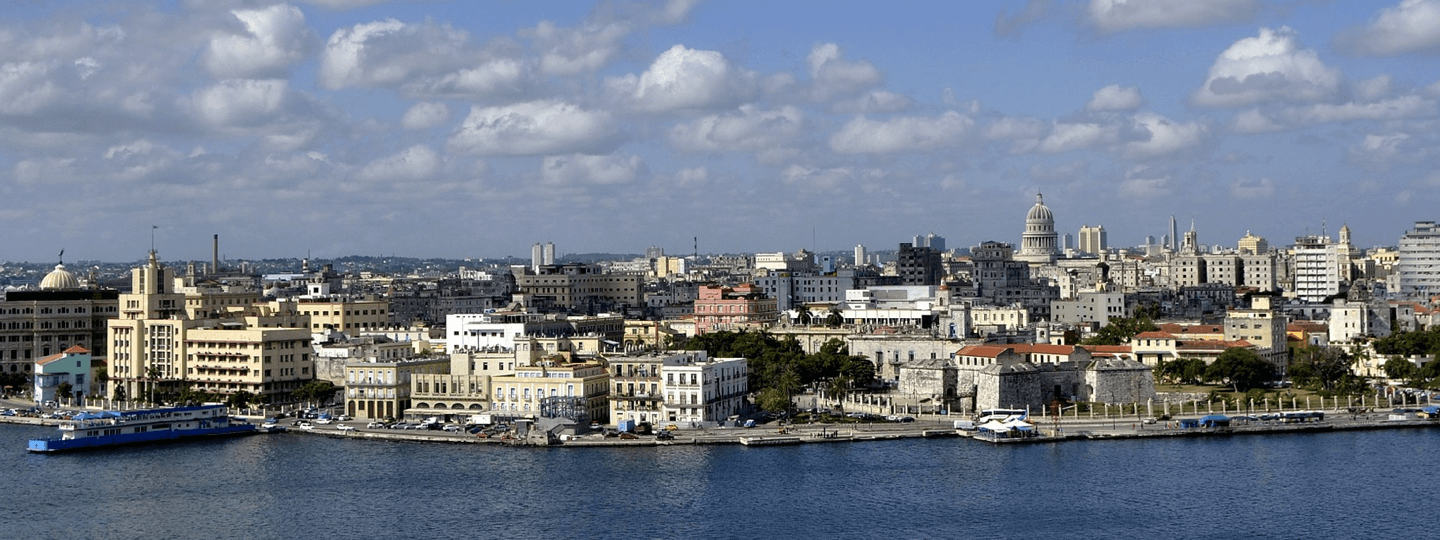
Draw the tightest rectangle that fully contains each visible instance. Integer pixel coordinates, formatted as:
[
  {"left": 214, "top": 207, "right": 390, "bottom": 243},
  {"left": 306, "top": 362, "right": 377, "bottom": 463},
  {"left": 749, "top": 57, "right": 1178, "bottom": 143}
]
[
  {"left": 1026, "top": 193, "right": 1054, "bottom": 222},
  {"left": 40, "top": 263, "right": 81, "bottom": 290}
]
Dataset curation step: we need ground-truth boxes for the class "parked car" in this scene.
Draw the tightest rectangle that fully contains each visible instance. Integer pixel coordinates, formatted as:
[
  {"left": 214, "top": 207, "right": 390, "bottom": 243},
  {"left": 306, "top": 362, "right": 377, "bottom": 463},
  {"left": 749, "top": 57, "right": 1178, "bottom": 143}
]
[
  {"left": 316, "top": 418, "right": 332, "bottom": 425},
  {"left": 656, "top": 430, "right": 674, "bottom": 441},
  {"left": 336, "top": 424, "right": 355, "bottom": 432},
  {"left": 442, "top": 424, "right": 461, "bottom": 433},
  {"left": 366, "top": 422, "right": 385, "bottom": 429}
]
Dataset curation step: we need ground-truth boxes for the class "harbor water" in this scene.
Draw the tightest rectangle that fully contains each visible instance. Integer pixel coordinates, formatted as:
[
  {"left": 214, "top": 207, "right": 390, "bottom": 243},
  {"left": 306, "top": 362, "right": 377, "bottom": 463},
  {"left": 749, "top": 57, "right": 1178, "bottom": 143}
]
[{"left": 2, "top": 423, "right": 1435, "bottom": 539}]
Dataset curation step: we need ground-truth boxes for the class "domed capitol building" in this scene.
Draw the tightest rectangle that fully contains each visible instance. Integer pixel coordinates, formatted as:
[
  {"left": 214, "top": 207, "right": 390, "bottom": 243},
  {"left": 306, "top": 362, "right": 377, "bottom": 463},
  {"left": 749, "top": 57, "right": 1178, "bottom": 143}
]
[
  {"left": 1016, "top": 193, "right": 1058, "bottom": 265},
  {"left": 0, "top": 255, "right": 118, "bottom": 384}
]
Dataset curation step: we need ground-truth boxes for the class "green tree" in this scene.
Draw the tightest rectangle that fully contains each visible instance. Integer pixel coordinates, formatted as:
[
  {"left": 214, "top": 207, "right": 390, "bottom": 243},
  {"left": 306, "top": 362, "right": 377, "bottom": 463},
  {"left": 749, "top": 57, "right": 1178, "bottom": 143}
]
[
  {"left": 824, "top": 308, "right": 844, "bottom": 328},
  {"left": 227, "top": 390, "right": 254, "bottom": 412},
  {"left": 1289, "top": 345, "right": 1353, "bottom": 392},
  {"left": 1081, "top": 317, "right": 1160, "bottom": 346},
  {"left": 56, "top": 382, "right": 73, "bottom": 406},
  {"left": 1205, "top": 348, "right": 1276, "bottom": 392}
]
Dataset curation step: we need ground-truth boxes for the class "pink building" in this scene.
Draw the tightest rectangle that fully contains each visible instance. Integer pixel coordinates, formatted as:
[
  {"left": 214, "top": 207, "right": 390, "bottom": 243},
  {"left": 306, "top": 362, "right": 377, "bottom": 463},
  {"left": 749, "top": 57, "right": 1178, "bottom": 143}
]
[{"left": 693, "top": 284, "right": 778, "bottom": 335}]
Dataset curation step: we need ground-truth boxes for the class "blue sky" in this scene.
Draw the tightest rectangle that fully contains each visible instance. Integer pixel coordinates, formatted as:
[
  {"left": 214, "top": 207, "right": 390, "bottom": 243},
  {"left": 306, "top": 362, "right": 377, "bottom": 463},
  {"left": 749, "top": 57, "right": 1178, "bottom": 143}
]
[{"left": 2, "top": 0, "right": 1439, "bottom": 263}]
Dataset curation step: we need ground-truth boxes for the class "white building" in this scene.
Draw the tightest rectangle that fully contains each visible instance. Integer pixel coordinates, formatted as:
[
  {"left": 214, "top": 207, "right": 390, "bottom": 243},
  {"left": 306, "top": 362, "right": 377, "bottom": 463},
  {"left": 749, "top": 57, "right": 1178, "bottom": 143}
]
[
  {"left": 1292, "top": 235, "right": 1346, "bottom": 303},
  {"left": 1398, "top": 220, "right": 1440, "bottom": 300},
  {"left": 35, "top": 345, "right": 92, "bottom": 404},
  {"left": 661, "top": 353, "right": 747, "bottom": 425}
]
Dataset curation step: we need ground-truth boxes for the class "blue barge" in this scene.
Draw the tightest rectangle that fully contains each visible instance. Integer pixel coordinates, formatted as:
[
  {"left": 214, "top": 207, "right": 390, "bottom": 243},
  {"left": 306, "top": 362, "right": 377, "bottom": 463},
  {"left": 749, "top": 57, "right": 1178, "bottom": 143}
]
[{"left": 27, "top": 404, "right": 255, "bottom": 453}]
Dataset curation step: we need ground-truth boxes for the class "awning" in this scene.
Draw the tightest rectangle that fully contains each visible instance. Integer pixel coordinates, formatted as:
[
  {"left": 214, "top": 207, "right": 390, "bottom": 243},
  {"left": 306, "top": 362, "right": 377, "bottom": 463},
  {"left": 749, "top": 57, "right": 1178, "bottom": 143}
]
[{"left": 978, "top": 420, "right": 1010, "bottom": 432}]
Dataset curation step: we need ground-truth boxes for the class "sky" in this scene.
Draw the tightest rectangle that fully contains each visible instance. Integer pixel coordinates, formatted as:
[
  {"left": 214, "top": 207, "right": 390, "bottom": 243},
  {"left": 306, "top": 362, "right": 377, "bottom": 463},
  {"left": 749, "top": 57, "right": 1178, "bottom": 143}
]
[{"left": 3, "top": 0, "right": 1440, "bottom": 263}]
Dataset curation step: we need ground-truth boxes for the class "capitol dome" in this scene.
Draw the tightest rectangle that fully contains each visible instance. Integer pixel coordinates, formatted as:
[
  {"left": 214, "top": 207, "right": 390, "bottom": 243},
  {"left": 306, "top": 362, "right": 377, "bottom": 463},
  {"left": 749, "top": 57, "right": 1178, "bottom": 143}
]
[
  {"left": 1026, "top": 193, "right": 1054, "bottom": 222},
  {"left": 40, "top": 263, "right": 81, "bottom": 290}
]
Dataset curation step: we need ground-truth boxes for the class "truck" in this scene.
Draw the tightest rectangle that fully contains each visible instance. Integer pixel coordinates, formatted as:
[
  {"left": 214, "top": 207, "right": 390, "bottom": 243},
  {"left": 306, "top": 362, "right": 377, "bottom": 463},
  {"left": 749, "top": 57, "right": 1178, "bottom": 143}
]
[
  {"left": 470, "top": 414, "right": 492, "bottom": 425},
  {"left": 617, "top": 419, "right": 636, "bottom": 433}
]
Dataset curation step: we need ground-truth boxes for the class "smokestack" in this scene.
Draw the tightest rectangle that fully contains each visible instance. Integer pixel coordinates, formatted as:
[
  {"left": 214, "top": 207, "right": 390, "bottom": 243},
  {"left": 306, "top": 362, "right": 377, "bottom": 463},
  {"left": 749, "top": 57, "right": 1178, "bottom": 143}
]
[{"left": 212, "top": 234, "right": 219, "bottom": 275}]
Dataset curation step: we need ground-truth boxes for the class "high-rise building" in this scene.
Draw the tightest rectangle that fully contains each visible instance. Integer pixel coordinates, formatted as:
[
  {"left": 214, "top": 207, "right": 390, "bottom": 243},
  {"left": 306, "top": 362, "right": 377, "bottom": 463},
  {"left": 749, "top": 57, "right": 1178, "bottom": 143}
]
[
  {"left": 543, "top": 242, "right": 556, "bottom": 266},
  {"left": 854, "top": 244, "right": 867, "bottom": 267},
  {"left": 1238, "top": 231, "right": 1269, "bottom": 255},
  {"left": 1078, "top": 225, "right": 1107, "bottom": 255},
  {"left": 1017, "top": 193, "right": 1058, "bottom": 265},
  {"left": 1292, "top": 236, "right": 1345, "bottom": 302},
  {"left": 531, "top": 243, "right": 544, "bottom": 272},
  {"left": 1169, "top": 215, "right": 1178, "bottom": 252},
  {"left": 1398, "top": 220, "right": 1440, "bottom": 299},
  {"left": 896, "top": 243, "right": 943, "bottom": 285}
]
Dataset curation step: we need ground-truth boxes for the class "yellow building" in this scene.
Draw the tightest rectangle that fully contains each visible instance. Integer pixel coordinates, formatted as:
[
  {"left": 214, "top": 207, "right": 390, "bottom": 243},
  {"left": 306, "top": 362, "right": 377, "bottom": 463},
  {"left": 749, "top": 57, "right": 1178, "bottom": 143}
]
[
  {"left": 344, "top": 356, "right": 448, "bottom": 420},
  {"left": 283, "top": 298, "right": 390, "bottom": 332},
  {"left": 490, "top": 360, "right": 610, "bottom": 423}
]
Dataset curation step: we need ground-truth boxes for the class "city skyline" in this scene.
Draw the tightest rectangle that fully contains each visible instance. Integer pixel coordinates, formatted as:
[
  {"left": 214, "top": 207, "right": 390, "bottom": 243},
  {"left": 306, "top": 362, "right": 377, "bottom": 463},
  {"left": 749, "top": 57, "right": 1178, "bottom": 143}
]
[{"left": 2, "top": 1, "right": 1438, "bottom": 261}]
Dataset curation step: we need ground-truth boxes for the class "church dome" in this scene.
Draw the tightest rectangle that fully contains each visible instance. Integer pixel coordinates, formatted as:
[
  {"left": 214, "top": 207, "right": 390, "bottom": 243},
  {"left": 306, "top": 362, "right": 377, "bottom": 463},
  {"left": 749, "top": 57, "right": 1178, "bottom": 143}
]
[
  {"left": 40, "top": 263, "right": 80, "bottom": 290},
  {"left": 1026, "top": 193, "right": 1053, "bottom": 222}
]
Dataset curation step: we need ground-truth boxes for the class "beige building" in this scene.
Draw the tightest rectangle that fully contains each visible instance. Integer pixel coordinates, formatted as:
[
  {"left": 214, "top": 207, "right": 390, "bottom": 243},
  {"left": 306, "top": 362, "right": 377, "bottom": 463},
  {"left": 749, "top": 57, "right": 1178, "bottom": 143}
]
[
  {"left": 490, "top": 360, "right": 610, "bottom": 423},
  {"left": 514, "top": 264, "right": 643, "bottom": 311},
  {"left": 1, "top": 264, "right": 119, "bottom": 379},
  {"left": 108, "top": 252, "right": 315, "bottom": 404},
  {"left": 344, "top": 356, "right": 448, "bottom": 420},
  {"left": 284, "top": 298, "right": 390, "bottom": 332}
]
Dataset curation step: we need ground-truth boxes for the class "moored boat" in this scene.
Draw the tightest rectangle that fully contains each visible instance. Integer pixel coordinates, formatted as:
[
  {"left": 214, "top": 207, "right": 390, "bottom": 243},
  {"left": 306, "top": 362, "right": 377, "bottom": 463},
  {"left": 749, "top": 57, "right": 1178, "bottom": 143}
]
[{"left": 27, "top": 404, "right": 255, "bottom": 453}]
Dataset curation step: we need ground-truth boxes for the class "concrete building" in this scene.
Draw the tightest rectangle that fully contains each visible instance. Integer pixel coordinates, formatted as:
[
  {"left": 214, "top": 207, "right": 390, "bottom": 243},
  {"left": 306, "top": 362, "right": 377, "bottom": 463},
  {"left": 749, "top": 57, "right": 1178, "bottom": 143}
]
[
  {"left": 489, "top": 360, "right": 610, "bottom": 424},
  {"left": 514, "top": 263, "right": 642, "bottom": 312},
  {"left": 1398, "top": 220, "right": 1440, "bottom": 300},
  {"left": 1, "top": 282, "right": 118, "bottom": 381},
  {"left": 287, "top": 298, "right": 390, "bottom": 333},
  {"left": 1292, "top": 235, "right": 1347, "bottom": 303},
  {"left": 1050, "top": 289, "right": 1128, "bottom": 328},
  {"left": 753, "top": 269, "right": 852, "bottom": 312},
  {"left": 343, "top": 356, "right": 448, "bottom": 420},
  {"left": 1078, "top": 225, "right": 1107, "bottom": 255},
  {"left": 661, "top": 353, "right": 747, "bottom": 424},
  {"left": 896, "top": 243, "right": 943, "bottom": 286},
  {"left": 1238, "top": 231, "right": 1269, "bottom": 255},
  {"left": 107, "top": 252, "right": 315, "bottom": 404},
  {"left": 1224, "top": 296, "right": 1288, "bottom": 368},
  {"left": 34, "top": 345, "right": 92, "bottom": 404},
  {"left": 693, "top": 284, "right": 777, "bottom": 335}
]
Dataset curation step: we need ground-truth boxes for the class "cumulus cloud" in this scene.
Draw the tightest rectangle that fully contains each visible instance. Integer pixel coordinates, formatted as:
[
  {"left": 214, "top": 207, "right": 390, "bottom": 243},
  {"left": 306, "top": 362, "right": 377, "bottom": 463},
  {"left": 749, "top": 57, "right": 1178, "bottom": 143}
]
[
  {"left": 189, "top": 79, "right": 292, "bottom": 128},
  {"left": 1230, "top": 177, "right": 1274, "bottom": 199},
  {"left": 829, "top": 111, "right": 973, "bottom": 154},
  {"left": 1037, "top": 121, "right": 1117, "bottom": 153},
  {"left": 1117, "top": 165, "right": 1174, "bottom": 198},
  {"left": 204, "top": 5, "right": 312, "bottom": 79},
  {"left": 356, "top": 144, "right": 441, "bottom": 183},
  {"left": 318, "top": 19, "right": 532, "bottom": 99},
  {"left": 541, "top": 153, "right": 646, "bottom": 185},
  {"left": 1335, "top": 0, "right": 1440, "bottom": 56},
  {"left": 995, "top": 0, "right": 1053, "bottom": 37},
  {"left": 607, "top": 45, "right": 757, "bottom": 113},
  {"left": 671, "top": 166, "right": 710, "bottom": 187},
  {"left": 668, "top": 105, "right": 804, "bottom": 153},
  {"left": 1228, "top": 95, "right": 1436, "bottom": 132},
  {"left": 831, "top": 90, "right": 913, "bottom": 114},
  {"left": 401, "top": 101, "right": 450, "bottom": 130},
  {"left": 447, "top": 100, "right": 619, "bottom": 156},
  {"left": 807, "top": 43, "right": 882, "bottom": 101},
  {"left": 1350, "top": 132, "right": 1410, "bottom": 164},
  {"left": 526, "top": 20, "right": 629, "bottom": 76},
  {"left": 781, "top": 164, "right": 860, "bottom": 189},
  {"left": 1086, "top": 0, "right": 1259, "bottom": 33},
  {"left": 1086, "top": 84, "right": 1144, "bottom": 111},
  {"left": 1191, "top": 27, "right": 1342, "bottom": 108},
  {"left": 1122, "top": 112, "right": 1209, "bottom": 159}
]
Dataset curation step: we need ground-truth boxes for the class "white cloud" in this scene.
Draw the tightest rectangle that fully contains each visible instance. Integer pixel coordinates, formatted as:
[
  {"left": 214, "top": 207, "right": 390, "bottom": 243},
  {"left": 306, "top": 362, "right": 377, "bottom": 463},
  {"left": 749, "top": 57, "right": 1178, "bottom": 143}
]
[
  {"left": 807, "top": 43, "right": 882, "bottom": 101},
  {"left": 541, "top": 153, "right": 646, "bottom": 186},
  {"left": 1229, "top": 95, "right": 1436, "bottom": 132},
  {"left": 1336, "top": 0, "right": 1440, "bottom": 56},
  {"left": 318, "top": 19, "right": 531, "bottom": 99},
  {"left": 1037, "top": 122, "right": 1116, "bottom": 153},
  {"left": 829, "top": 111, "right": 973, "bottom": 154},
  {"left": 1117, "top": 165, "right": 1174, "bottom": 198},
  {"left": 527, "top": 20, "right": 629, "bottom": 76},
  {"left": 204, "top": 5, "right": 312, "bottom": 80},
  {"left": 669, "top": 105, "right": 804, "bottom": 153},
  {"left": 781, "top": 164, "right": 856, "bottom": 189},
  {"left": 1230, "top": 177, "right": 1274, "bottom": 199},
  {"left": 608, "top": 45, "right": 757, "bottom": 112},
  {"left": 831, "top": 90, "right": 913, "bottom": 114},
  {"left": 1191, "top": 27, "right": 1342, "bottom": 108},
  {"left": 356, "top": 145, "right": 441, "bottom": 183},
  {"left": 984, "top": 117, "right": 1046, "bottom": 141},
  {"left": 417, "top": 58, "right": 532, "bottom": 99},
  {"left": 1122, "top": 112, "right": 1208, "bottom": 159},
  {"left": 447, "top": 100, "right": 619, "bottom": 156},
  {"left": 189, "top": 79, "right": 291, "bottom": 128},
  {"left": 1354, "top": 75, "right": 1393, "bottom": 102},
  {"left": 1086, "top": 84, "right": 1144, "bottom": 111},
  {"left": 401, "top": 101, "right": 450, "bottom": 130},
  {"left": 317, "top": 19, "right": 409, "bottom": 89},
  {"left": 671, "top": 166, "right": 710, "bottom": 187},
  {"left": 1086, "top": 0, "right": 1259, "bottom": 33},
  {"left": 1350, "top": 132, "right": 1409, "bottom": 164}
]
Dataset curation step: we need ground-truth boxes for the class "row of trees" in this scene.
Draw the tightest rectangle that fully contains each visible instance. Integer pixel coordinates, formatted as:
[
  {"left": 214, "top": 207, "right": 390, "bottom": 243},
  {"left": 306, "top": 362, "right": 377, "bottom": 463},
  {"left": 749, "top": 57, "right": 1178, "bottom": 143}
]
[
  {"left": 676, "top": 331, "right": 876, "bottom": 413},
  {"left": 1154, "top": 348, "right": 1277, "bottom": 392}
]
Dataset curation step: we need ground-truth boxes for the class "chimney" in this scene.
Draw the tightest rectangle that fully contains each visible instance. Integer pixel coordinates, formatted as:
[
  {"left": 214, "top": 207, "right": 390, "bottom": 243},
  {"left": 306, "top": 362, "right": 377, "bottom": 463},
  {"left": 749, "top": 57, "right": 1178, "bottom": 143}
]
[{"left": 212, "top": 234, "right": 219, "bottom": 275}]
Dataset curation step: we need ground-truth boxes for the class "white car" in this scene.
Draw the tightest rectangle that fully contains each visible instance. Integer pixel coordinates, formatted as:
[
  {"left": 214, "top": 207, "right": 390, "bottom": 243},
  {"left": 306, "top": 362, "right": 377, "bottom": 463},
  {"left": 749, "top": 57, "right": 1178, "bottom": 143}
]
[
  {"left": 366, "top": 422, "right": 385, "bottom": 429},
  {"left": 316, "top": 418, "right": 332, "bottom": 425},
  {"left": 297, "top": 421, "right": 314, "bottom": 430},
  {"left": 337, "top": 424, "right": 355, "bottom": 431}
]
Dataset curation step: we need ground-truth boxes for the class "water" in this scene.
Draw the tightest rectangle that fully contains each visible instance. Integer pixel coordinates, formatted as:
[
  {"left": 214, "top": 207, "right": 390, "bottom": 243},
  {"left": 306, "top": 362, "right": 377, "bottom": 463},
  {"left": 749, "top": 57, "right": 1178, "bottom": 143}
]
[{"left": 3, "top": 424, "right": 1437, "bottom": 539}]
